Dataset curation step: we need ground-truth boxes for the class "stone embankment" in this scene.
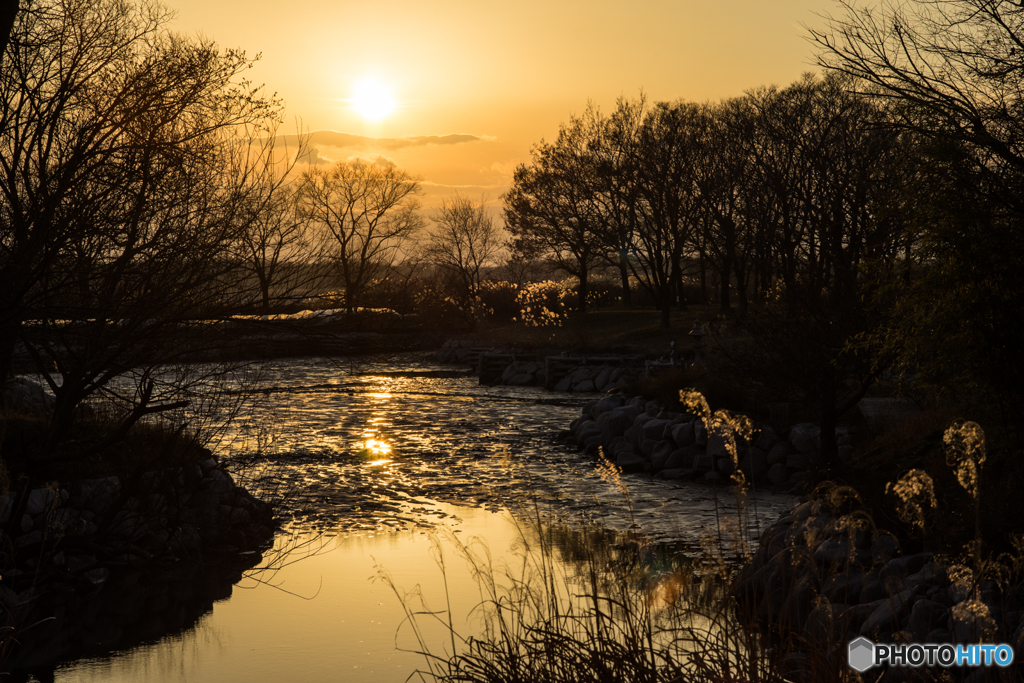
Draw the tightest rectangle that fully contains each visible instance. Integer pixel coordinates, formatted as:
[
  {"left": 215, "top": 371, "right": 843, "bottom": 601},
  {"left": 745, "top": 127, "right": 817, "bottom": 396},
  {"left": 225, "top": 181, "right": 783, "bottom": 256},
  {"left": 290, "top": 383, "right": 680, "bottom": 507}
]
[
  {"left": 563, "top": 394, "right": 853, "bottom": 486},
  {"left": 0, "top": 451, "right": 272, "bottom": 671},
  {"left": 435, "top": 339, "right": 643, "bottom": 392},
  {"left": 734, "top": 494, "right": 1024, "bottom": 679},
  {"left": 558, "top": 387, "right": 1024, "bottom": 679}
]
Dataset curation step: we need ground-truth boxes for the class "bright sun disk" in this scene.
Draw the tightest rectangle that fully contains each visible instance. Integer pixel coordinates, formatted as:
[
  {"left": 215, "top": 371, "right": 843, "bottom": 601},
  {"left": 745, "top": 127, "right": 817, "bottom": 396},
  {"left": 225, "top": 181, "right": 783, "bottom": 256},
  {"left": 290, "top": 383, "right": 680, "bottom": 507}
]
[{"left": 351, "top": 77, "right": 396, "bottom": 122}]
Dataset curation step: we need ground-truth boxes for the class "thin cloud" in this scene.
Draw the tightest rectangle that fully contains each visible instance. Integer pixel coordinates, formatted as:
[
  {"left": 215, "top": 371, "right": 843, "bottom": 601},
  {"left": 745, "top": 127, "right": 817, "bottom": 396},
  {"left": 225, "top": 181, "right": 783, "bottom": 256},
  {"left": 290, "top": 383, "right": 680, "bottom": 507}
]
[{"left": 273, "top": 131, "right": 492, "bottom": 152}]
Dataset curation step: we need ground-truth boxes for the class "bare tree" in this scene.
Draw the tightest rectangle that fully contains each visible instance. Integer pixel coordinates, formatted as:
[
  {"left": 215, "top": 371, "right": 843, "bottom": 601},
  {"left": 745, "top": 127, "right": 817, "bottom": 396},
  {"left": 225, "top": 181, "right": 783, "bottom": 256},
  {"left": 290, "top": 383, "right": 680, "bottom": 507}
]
[
  {"left": 0, "top": 0, "right": 283, "bottom": 456},
  {"left": 812, "top": 0, "right": 1024, "bottom": 431},
  {"left": 811, "top": 0, "right": 1024, "bottom": 174},
  {"left": 503, "top": 119, "right": 611, "bottom": 313},
  {"left": 0, "top": 0, "right": 17, "bottom": 63},
  {"left": 297, "top": 159, "right": 424, "bottom": 313},
  {"left": 235, "top": 181, "right": 325, "bottom": 315},
  {"left": 424, "top": 194, "right": 501, "bottom": 319}
]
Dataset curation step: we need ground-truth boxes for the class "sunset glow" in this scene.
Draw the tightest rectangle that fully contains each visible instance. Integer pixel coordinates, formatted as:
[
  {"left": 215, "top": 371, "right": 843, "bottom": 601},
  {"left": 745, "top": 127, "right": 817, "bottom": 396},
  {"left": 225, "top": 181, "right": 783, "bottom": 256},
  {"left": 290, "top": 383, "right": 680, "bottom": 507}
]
[{"left": 351, "top": 76, "right": 397, "bottom": 122}]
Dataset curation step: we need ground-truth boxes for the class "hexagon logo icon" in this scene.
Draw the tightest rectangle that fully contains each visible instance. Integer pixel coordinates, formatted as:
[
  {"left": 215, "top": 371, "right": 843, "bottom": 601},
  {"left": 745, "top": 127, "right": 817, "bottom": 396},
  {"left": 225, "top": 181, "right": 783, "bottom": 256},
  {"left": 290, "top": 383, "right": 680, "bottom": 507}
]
[{"left": 848, "top": 637, "right": 875, "bottom": 672}]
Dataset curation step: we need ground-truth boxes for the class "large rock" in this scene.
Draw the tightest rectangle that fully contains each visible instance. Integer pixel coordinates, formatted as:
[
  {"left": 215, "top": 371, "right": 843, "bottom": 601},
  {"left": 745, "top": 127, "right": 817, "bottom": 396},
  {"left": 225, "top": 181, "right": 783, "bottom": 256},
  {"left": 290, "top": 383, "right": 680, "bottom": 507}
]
[
  {"left": 641, "top": 418, "right": 670, "bottom": 443},
  {"left": 767, "top": 463, "right": 788, "bottom": 484},
  {"left": 707, "top": 432, "right": 731, "bottom": 458},
  {"left": 767, "top": 441, "right": 794, "bottom": 465},
  {"left": 664, "top": 448, "right": 692, "bottom": 470},
  {"left": 691, "top": 453, "right": 714, "bottom": 472},
  {"left": 860, "top": 587, "right": 916, "bottom": 637},
  {"left": 650, "top": 441, "right": 676, "bottom": 472},
  {"left": 755, "top": 425, "right": 779, "bottom": 452},
  {"left": 788, "top": 424, "right": 821, "bottom": 454},
  {"left": 907, "top": 599, "right": 950, "bottom": 641},
  {"left": 616, "top": 452, "right": 647, "bottom": 473},
  {"left": 574, "top": 379, "right": 597, "bottom": 392},
  {"left": 577, "top": 421, "right": 602, "bottom": 444},
  {"left": 593, "top": 395, "right": 625, "bottom": 417},
  {"left": 694, "top": 420, "right": 708, "bottom": 445},
  {"left": 597, "top": 409, "right": 634, "bottom": 438},
  {"left": 670, "top": 421, "right": 695, "bottom": 448},
  {"left": 738, "top": 448, "right": 768, "bottom": 480},
  {"left": 2, "top": 377, "right": 55, "bottom": 414}
]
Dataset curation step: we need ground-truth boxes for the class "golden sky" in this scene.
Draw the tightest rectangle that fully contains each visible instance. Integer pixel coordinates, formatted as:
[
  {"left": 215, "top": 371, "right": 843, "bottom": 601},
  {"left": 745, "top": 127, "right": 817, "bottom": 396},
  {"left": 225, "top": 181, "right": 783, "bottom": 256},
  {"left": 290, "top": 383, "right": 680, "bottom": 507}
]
[{"left": 166, "top": 0, "right": 837, "bottom": 207}]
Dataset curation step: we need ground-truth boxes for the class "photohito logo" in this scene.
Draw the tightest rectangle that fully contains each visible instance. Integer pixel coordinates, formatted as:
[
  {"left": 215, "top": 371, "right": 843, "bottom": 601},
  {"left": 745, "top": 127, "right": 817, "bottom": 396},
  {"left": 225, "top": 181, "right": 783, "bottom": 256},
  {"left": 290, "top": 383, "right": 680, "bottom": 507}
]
[{"left": 848, "top": 637, "right": 1014, "bottom": 671}]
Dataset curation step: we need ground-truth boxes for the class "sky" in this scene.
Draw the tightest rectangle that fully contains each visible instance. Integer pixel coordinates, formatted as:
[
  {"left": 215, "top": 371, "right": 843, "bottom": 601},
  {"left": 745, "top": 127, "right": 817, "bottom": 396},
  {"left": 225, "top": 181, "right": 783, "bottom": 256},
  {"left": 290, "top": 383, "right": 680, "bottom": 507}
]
[{"left": 165, "top": 0, "right": 839, "bottom": 210}]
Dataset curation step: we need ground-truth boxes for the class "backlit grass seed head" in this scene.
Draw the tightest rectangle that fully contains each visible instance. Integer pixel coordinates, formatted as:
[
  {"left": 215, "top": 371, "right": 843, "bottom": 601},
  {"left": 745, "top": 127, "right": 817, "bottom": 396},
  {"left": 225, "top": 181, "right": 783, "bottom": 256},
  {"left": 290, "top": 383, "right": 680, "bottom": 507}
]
[
  {"left": 951, "top": 598, "right": 997, "bottom": 641},
  {"left": 944, "top": 420, "right": 986, "bottom": 497},
  {"left": 949, "top": 563, "right": 974, "bottom": 592},
  {"left": 886, "top": 469, "right": 937, "bottom": 533},
  {"left": 679, "top": 389, "right": 753, "bottom": 489},
  {"left": 596, "top": 447, "right": 629, "bottom": 501}
]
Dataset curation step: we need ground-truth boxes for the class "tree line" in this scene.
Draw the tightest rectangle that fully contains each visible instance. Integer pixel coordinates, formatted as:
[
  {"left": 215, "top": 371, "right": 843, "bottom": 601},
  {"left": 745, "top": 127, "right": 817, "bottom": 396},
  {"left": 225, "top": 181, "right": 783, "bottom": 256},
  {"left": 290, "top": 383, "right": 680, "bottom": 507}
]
[
  {"left": 0, "top": 0, "right": 500, "bottom": 461},
  {"left": 3, "top": 0, "right": 1023, "bottom": 462}
]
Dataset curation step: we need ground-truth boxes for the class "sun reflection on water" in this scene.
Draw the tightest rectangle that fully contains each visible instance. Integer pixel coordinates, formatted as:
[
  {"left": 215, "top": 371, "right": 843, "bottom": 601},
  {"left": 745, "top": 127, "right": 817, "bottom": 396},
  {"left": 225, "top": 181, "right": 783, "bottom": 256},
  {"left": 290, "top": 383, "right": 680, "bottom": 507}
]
[{"left": 358, "top": 437, "right": 392, "bottom": 465}]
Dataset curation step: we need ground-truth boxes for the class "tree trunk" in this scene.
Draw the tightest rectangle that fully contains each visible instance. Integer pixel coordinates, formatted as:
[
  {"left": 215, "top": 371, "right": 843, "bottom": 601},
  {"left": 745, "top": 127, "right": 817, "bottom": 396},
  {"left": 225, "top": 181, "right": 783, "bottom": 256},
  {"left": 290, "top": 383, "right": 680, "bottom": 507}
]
[
  {"left": 618, "top": 253, "right": 631, "bottom": 306},
  {"left": 0, "top": 320, "right": 18, "bottom": 384},
  {"left": 818, "top": 370, "right": 839, "bottom": 468},
  {"left": 0, "top": 1, "right": 18, "bottom": 60},
  {"left": 577, "top": 264, "right": 589, "bottom": 313},
  {"left": 718, "top": 262, "right": 732, "bottom": 315}
]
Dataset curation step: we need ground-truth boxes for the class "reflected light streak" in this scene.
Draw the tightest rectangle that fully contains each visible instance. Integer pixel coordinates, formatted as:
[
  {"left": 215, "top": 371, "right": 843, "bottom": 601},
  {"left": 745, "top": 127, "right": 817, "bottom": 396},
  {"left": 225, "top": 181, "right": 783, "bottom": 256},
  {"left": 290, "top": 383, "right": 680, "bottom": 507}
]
[{"left": 358, "top": 438, "right": 392, "bottom": 461}]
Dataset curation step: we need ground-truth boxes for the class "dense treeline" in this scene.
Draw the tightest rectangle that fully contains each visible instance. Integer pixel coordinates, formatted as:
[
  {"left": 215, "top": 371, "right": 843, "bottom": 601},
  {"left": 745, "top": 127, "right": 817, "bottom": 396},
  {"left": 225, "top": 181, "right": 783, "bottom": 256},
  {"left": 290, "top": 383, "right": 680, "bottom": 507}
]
[
  {"left": 3, "top": 0, "right": 1023, "bottom": 466},
  {"left": 505, "top": 73, "right": 907, "bottom": 327}
]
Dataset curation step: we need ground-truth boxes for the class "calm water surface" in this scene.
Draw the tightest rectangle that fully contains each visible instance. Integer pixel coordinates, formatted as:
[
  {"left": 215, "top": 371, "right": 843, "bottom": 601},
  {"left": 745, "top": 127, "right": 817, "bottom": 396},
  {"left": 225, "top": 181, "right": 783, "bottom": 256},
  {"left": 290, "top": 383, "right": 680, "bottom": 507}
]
[{"left": 50, "top": 353, "right": 796, "bottom": 683}]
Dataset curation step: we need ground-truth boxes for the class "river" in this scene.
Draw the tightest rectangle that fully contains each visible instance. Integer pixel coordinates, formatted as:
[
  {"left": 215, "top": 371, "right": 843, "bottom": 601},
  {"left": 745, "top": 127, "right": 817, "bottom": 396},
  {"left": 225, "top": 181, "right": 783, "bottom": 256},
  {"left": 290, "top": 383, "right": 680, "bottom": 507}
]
[{"left": 44, "top": 353, "right": 796, "bottom": 683}]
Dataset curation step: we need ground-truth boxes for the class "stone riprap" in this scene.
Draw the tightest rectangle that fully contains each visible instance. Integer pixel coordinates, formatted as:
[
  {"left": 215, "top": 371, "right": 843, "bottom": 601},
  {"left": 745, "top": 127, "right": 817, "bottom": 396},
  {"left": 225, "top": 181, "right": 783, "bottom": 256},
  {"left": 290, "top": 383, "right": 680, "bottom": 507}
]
[
  {"left": 435, "top": 339, "right": 643, "bottom": 393},
  {"left": 563, "top": 394, "right": 852, "bottom": 486},
  {"left": 0, "top": 454, "right": 272, "bottom": 671},
  {"left": 733, "top": 496, "right": 1024, "bottom": 679}
]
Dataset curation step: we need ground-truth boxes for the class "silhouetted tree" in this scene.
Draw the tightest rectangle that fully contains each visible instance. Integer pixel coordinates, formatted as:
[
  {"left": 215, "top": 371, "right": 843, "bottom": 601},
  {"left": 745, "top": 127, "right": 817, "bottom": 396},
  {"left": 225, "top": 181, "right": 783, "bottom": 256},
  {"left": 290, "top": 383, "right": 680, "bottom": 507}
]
[
  {"left": 814, "top": 0, "right": 1024, "bottom": 431},
  {"left": 424, "top": 194, "right": 501, "bottom": 323},
  {"left": 297, "top": 159, "right": 424, "bottom": 313},
  {"left": 235, "top": 179, "right": 325, "bottom": 316},
  {"left": 503, "top": 117, "right": 611, "bottom": 313},
  {"left": 0, "top": 0, "right": 17, "bottom": 62},
  {"left": 0, "top": 0, "right": 283, "bottom": 456},
  {"left": 621, "top": 100, "right": 706, "bottom": 327}
]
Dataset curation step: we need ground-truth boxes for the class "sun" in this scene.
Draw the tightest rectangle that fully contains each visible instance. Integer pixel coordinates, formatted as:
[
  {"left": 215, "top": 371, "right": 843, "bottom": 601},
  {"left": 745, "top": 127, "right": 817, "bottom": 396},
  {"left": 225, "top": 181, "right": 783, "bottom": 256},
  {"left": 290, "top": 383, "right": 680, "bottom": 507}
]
[{"left": 351, "top": 76, "right": 397, "bottom": 122}]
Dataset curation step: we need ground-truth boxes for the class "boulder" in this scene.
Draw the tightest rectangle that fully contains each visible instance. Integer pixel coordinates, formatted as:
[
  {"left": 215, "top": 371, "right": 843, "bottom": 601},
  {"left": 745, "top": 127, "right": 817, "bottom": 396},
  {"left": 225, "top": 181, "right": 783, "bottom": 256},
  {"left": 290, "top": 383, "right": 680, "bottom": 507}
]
[
  {"left": 788, "top": 423, "right": 821, "bottom": 454},
  {"left": 650, "top": 441, "right": 676, "bottom": 472},
  {"left": 691, "top": 453, "right": 714, "bottom": 472},
  {"left": 574, "top": 379, "right": 597, "bottom": 393},
  {"left": 664, "top": 448, "right": 691, "bottom": 471},
  {"left": 641, "top": 418, "right": 670, "bottom": 442},
  {"left": 859, "top": 587, "right": 916, "bottom": 637},
  {"left": 767, "top": 463, "right": 788, "bottom": 484},
  {"left": 767, "top": 441, "right": 794, "bottom": 465},
  {"left": 738, "top": 448, "right": 769, "bottom": 480},
  {"left": 707, "top": 432, "right": 731, "bottom": 458},
  {"left": 670, "top": 421, "right": 695, "bottom": 448},
  {"left": 593, "top": 395, "right": 625, "bottom": 416},
  {"left": 907, "top": 599, "right": 950, "bottom": 642},
  {"left": 786, "top": 451, "right": 815, "bottom": 470},
  {"left": 616, "top": 452, "right": 647, "bottom": 473},
  {"left": 597, "top": 409, "right": 633, "bottom": 439},
  {"left": 694, "top": 420, "right": 708, "bottom": 446},
  {"left": 755, "top": 425, "right": 779, "bottom": 452}
]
